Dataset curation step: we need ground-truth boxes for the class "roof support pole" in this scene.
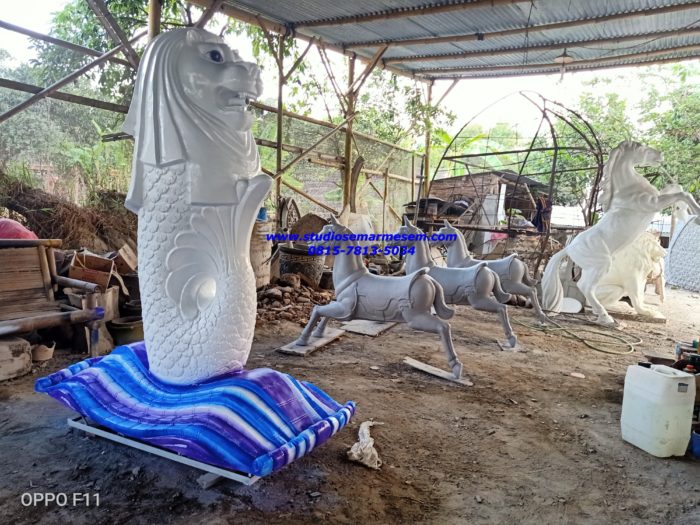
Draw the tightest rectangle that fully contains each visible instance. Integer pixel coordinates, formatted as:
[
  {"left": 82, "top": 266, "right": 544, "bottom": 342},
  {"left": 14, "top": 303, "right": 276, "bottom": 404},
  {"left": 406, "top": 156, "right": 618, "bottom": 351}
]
[
  {"left": 423, "top": 81, "right": 433, "bottom": 198},
  {"left": 148, "top": 0, "right": 162, "bottom": 40},
  {"left": 0, "top": 19, "right": 130, "bottom": 67},
  {"left": 275, "top": 33, "right": 285, "bottom": 230},
  {"left": 86, "top": 0, "right": 141, "bottom": 69},
  {"left": 0, "top": 32, "right": 145, "bottom": 125},
  {"left": 343, "top": 54, "right": 356, "bottom": 209}
]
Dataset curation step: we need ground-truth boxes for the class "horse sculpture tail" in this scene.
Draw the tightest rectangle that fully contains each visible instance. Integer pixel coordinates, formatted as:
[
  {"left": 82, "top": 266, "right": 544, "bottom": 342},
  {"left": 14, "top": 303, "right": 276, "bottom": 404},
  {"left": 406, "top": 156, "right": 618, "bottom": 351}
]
[
  {"left": 541, "top": 247, "right": 568, "bottom": 313},
  {"left": 428, "top": 275, "right": 455, "bottom": 320}
]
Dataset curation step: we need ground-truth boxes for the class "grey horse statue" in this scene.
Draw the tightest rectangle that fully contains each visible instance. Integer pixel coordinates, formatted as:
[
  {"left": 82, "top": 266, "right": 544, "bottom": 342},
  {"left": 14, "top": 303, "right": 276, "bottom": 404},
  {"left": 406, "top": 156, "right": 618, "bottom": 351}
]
[
  {"left": 393, "top": 218, "right": 518, "bottom": 348},
  {"left": 294, "top": 217, "right": 464, "bottom": 379},
  {"left": 432, "top": 220, "right": 548, "bottom": 323}
]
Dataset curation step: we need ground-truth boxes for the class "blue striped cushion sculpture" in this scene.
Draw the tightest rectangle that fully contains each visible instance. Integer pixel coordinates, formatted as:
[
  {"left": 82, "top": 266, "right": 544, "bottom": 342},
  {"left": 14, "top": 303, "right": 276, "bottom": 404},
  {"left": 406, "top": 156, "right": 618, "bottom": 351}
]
[{"left": 36, "top": 343, "right": 355, "bottom": 477}]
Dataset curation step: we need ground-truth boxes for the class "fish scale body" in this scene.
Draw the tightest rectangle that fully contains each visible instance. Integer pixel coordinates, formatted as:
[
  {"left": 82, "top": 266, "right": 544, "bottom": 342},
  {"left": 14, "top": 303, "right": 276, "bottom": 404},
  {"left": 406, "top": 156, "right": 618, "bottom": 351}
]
[{"left": 137, "top": 164, "right": 255, "bottom": 384}]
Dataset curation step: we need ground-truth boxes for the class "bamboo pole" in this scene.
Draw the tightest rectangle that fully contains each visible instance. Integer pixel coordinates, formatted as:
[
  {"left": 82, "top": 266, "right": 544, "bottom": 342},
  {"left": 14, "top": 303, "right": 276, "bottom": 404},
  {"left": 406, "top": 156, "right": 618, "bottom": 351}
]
[
  {"left": 275, "top": 33, "right": 285, "bottom": 229},
  {"left": 423, "top": 81, "right": 433, "bottom": 198},
  {"left": 343, "top": 54, "right": 356, "bottom": 208},
  {"left": 0, "top": 32, "right": 145, "bottom": 124},
  {"left": 0, "top": 19, "right": 130, "bottom": 67},
  {"left": 148, "top": 0, "right": 161, "bottom": 40},
  {"left": 0, "top": 78, "right": 129, "bottom": 113},
  {"left": 0, "top": 308, "right": 103, "bottom": 337},
  {"left": 86, "top": 0, "right": 141, "bottom": 68}
]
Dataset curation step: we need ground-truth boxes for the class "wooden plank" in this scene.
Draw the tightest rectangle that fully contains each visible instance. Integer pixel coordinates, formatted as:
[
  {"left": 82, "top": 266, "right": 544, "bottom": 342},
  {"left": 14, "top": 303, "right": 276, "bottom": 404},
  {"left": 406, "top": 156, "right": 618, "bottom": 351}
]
[
  {"left": 0, "top": 239, "right": 62, "bottom": 248},
  {"left": 67, "top": 417, "right": 260, "bottom": 486},
  {"left": 0, "top": 288, "right": 47, "bottom": 302},
  {"left": 277, "top": 328, "right": 345, "bottom": 356},
  {"left": 403, "top": 357, "right": 473, "bottom": 386},
  {"left": 37, "top": 246, "right": 54, "bottom": 301},
  {"left": 341, "top": 320, "right": 396, "bottom": 337},
  {"left": 0, "top": 274, "right": 45, "bottom": 292}
]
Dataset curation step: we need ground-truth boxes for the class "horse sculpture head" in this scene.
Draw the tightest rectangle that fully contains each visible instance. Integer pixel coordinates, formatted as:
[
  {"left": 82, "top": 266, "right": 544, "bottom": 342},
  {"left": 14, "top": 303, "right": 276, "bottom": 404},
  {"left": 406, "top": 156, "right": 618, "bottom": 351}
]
[
  {"left": 599, "top": 141, "right": 664, "bottom": 212},
  {"left": 124, "top": 28, "right": 263, "bottom": 212},
  {"left": 312, "top": 216, "right": 354, "bottom": 248},
  {"left": 431, "top": 219, "right": 459, "bottom": 247}
]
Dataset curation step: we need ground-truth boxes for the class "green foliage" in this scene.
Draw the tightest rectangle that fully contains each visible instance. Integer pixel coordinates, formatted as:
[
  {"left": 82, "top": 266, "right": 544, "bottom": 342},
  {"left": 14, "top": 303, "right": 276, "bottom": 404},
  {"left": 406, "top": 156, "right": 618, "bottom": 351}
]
[{"left": 639, "top": 65, "right": 700, "bottom": 196}]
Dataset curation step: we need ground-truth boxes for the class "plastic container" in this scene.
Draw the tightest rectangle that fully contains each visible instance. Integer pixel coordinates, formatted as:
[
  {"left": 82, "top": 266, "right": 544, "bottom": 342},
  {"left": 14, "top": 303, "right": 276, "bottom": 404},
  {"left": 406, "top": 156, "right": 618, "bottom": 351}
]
[
  {"left": 621, "top": 364, "right": 696, "bottom": 457},
  {"left": 107, "top": 316, "right": 144, "bottom": 346}
]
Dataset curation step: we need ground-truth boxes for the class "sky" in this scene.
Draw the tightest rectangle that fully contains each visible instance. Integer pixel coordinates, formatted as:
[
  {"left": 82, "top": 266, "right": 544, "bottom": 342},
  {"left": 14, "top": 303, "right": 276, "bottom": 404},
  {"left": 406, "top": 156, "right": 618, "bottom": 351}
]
[{"left": 0, "top": 0, "right": 694, "bottom": 137}]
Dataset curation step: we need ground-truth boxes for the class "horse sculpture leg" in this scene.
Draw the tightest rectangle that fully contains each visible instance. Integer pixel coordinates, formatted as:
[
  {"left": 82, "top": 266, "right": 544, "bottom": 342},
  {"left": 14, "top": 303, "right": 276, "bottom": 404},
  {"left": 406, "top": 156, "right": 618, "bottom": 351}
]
[
  {"left": 577, "top": 267, "right": 615, "bottom": 325},
  {"left": 402, "top": 278, "right": 463, "bottom": 378},
  {"left": 469, "top": 269, "right": 517, "bottom": 347},
  {"left": 403, "top": 311, "right": 463, "bottom": 378},
  {"left": 294, "top": 299, "right": 353, "bottom": 346},
  {"left": 506, "top": 280, "right": 549, "bottom": 324}
]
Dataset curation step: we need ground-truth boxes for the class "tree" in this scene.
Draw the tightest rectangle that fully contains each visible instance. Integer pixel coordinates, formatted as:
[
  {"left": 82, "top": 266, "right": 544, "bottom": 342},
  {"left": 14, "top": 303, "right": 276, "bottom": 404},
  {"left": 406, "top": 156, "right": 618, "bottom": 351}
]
[{"left": 639, "top": 65, "right": 700, "bottom": 197}]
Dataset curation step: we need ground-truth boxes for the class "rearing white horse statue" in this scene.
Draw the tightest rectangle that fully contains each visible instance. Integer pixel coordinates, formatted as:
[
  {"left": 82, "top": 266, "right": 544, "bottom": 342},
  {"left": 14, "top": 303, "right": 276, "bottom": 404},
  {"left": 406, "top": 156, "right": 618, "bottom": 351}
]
[{"left": 542, "top": 141, "right": 700, "bottom": 325}]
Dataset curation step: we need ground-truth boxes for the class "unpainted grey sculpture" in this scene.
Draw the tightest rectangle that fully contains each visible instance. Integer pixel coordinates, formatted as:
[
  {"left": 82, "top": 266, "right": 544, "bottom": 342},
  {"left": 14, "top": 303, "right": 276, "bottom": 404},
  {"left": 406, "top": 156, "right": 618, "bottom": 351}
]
[
  {"left": 124, "top": 28, "right": 271, "bottom": 384},
  {"left": 294, "top": 217, "right": 464, "bottom": 379},
  {"left": 395, "top": 218, "right": 517, "bottom": 347},
  {"left": 541, "top": 141, "right": 700, "bottom": 325},
  {"left": 433, "top": 220, "right": 548, "bottom": 323}
]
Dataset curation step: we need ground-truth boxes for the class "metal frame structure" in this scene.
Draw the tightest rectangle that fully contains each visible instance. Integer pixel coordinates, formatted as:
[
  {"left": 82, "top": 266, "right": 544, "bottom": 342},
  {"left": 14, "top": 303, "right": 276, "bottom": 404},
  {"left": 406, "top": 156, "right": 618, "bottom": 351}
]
[{"left": 1, "top": 0, "right": 699, "bottom": 230}]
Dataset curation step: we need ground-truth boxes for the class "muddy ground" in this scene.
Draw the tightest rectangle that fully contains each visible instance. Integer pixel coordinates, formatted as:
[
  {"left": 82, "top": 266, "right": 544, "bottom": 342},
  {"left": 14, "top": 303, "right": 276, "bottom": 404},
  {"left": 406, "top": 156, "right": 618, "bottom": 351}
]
[{"left": 1, "top": 287, "right": 699, "bottom": 524}]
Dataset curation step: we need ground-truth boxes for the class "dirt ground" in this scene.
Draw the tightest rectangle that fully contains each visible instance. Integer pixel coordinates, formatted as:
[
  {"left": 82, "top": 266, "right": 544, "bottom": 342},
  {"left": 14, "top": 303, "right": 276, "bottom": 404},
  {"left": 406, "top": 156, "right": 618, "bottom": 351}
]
[{"left": 1, "top": 287, "right": 699, "bottom": 525}]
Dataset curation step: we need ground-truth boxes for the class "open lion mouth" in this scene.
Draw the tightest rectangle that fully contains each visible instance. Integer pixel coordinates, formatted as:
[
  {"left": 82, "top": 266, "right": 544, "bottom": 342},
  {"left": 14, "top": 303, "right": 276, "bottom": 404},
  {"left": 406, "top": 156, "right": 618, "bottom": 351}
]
[{"left": 217, "top": 87, "right": 258, "bottom": 111}]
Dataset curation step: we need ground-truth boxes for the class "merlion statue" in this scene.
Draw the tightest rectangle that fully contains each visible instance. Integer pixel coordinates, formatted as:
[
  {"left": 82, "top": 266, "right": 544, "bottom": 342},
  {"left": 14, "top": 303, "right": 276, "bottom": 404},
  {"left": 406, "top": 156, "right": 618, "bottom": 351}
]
[
  {"left": 35, "top": 29, "right": 356, "bottom": 479},
  {"left": 124, "top": 28, "right": 271, "bottom": 384}
]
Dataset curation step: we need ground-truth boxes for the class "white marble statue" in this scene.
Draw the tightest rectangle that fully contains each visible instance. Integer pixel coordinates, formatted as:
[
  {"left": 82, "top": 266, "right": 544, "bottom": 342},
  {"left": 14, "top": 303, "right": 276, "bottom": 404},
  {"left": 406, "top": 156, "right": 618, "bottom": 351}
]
[
  {"left": 124, "top": 28, "right": 271, "bottom": 384},
  {"left": 294, "top": 217, "right": 464, "bottom": 379},
  {"left": 595, "top": 231, "right": 667, "bottom": 317},
  {"left": 433, "top": 220, "right": 548, "bottom": 323},
  {"left": 541, "top": 141, "right": 700, "bottom": 325},
  {"left": 394, "top": 218, "right": 518, "bottom": 348}
]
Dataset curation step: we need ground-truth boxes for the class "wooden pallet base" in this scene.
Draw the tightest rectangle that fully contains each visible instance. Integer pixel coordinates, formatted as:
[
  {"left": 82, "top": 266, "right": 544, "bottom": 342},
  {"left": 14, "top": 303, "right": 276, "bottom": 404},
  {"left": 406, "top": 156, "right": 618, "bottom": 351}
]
[
  {"left": 341, "top": 320, "right": 396, "bottom": 337},
  {"left": 67, "top": 417, "right": 259, "bottom": 486},
  {"left": 403, "top": 357, "right": 474, "bottom": 386},
  {"left": 277, "top": 328, "right": 345, "bottom": 356}
]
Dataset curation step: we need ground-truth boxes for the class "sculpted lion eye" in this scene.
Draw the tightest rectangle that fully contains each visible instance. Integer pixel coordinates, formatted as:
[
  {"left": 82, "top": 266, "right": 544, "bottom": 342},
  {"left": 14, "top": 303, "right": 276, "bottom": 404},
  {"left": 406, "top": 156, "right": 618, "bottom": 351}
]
[{"left": 207, "top": 50, "right": 224, "bottom": 63}]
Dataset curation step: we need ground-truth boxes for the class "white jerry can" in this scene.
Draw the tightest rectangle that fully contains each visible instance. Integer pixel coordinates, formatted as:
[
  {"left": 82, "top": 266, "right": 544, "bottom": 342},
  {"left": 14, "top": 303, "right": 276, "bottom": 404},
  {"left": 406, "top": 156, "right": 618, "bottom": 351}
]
[
  {"left": 621, "top": 364, "right": 696, "bottom": 457},
  {"left": 0, "top": 336, "right": 32, "bottom": 381}
]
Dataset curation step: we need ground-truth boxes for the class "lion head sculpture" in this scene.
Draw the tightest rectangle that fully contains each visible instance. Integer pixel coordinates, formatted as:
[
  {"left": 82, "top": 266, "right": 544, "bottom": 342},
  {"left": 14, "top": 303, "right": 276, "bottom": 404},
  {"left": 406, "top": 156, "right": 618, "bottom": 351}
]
[{"left": 124, "top": 28, "right": 263, "bottom": 212}]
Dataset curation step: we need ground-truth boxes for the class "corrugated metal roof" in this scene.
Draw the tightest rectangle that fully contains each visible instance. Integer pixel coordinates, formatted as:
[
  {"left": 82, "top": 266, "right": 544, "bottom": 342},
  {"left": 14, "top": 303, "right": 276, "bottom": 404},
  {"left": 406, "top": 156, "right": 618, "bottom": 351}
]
[{"left": 205, "top": 0, "right": 700, "bottom": 79}]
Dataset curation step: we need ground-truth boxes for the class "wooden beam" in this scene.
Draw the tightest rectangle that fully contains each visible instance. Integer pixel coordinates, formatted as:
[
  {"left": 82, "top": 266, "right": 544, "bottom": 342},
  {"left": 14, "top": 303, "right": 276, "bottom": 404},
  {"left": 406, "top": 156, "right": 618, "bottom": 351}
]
[
  {"left": 435, "top": 79, "right": 459, "bottom": 107},
  {"left": 426, "top": 52, "right": 700, "bottom": 79},
  {"left": 416, "top": 43, "right": 700, "bottom": 75},
  {"left": 274, "top": 113, "right": 356, "bottom": 181},
  {"left": 148, "top": 0, "right": 162, "bottom": 39},
  {"left": 292, "top": 0, "right": 530, "bottom": 28},
  {"left": 346, "top": 1, "right": 700, "bottom": 48},
  {"left": 86, "top": 0, "right": 141, "bottom": 69},
  {"left": 385, "top": 27, "right": 700, "bottom": 64},
  {"left": 0, "top": 19, "right": 130, "bottom": 67},
  {"left": 185, "top": 0, "right": 425, "bottom": 82},
  {"left": 283, "top": 37, "right": 315, "bottom": 83},
  {"left": 343, "top": 55, "right": 356, "bottom": 208},
  {"left": 195, "top": 0, "right": 224, "bottom": 29},
  {"left": 346, "top": 45, "right": 388, "bottom": 98},
  {"left": 0, "top": 32, "right": 145, "bottom": 125},
  {"left": 423, "top": 81, "right": 433, "bottom": 197},
  {"left": 0, "top": 78, "right": 128, "bottom": 113}
]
